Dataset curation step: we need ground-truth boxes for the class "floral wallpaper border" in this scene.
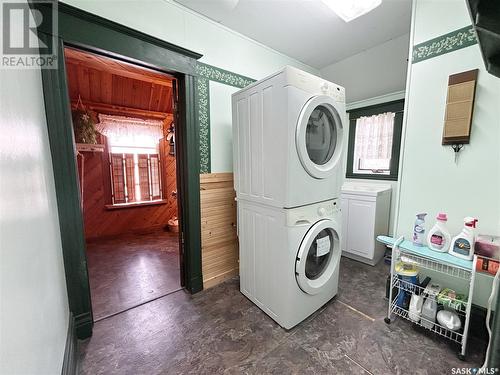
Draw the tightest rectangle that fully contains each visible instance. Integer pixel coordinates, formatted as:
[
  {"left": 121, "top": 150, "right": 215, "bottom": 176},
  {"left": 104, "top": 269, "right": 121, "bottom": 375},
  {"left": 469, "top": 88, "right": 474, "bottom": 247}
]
[
  {"left": 195, "top": 62, "right": 256, "bottom": 173},
  {"left": 196, "top": 77, "right": 211, "bottom": 174},
  {"left": 412, "top": 25, "right": 478, "bottom": 64}
]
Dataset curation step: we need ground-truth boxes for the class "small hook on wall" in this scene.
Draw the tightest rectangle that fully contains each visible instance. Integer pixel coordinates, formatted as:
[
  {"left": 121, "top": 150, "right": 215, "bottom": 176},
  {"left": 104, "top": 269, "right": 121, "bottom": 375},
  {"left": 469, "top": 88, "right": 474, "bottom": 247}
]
[{"left": 451, "top": 143, "right": 464, "bottom": 164}]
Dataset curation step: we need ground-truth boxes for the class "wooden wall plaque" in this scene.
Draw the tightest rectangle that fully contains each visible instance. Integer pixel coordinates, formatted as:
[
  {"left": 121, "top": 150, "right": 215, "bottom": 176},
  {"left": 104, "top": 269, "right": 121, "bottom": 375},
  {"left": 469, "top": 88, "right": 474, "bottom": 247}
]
[{"left": 442, "top": 69, "right": 479, "bottom": 145}]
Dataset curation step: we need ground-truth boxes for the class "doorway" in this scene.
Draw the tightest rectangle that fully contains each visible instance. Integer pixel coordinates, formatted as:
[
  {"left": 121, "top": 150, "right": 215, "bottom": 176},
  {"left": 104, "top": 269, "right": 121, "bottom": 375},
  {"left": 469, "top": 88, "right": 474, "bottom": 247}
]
[
  {"left": 36, "top": 2, "right": 203, "bottom": 338},
  {"left": 64, "top": 47, "right": 183, "bottom": 320}
]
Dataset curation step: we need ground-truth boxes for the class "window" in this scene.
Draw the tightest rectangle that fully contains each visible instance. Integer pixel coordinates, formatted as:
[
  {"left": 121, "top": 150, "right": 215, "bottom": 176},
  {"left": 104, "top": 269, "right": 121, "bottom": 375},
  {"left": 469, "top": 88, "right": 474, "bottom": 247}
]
[
  {"left": 96, "top": 114, "right": 165, "bottom": 206},
  {"left": 346, "top": 100, "right": 404, "bottom": 181},
  {"left": 110, "top": 152, "right": 161, "bottom": 204}
]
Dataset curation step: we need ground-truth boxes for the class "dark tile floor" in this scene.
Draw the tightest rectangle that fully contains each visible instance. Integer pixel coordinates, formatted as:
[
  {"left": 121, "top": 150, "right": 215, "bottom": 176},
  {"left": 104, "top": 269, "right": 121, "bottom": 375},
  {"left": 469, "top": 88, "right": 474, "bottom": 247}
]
[
  {"left": 86, "top": 231, "right": 181, "bottom": 320},
  {"left": 79, "top": 257, "right": 486, "bottom": 374}
]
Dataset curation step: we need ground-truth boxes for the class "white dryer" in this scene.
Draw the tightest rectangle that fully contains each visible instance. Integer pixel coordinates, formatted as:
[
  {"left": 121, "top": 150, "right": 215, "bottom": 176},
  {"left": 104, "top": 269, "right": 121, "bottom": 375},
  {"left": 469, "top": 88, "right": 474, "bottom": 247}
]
[
  {"left": 237, "top": 198, "right": 341, "bottom": 329},
  {"left": 232, "top": 66, "right": 346, "bottom": 208}
]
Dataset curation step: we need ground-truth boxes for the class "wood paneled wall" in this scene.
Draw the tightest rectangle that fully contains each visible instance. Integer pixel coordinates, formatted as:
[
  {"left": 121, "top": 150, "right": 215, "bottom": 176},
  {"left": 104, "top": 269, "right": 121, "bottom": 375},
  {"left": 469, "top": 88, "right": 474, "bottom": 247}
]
[
  {"left": 200, "top": 173, "right": 239, "bottom": 289},
  {"left": 65, "top": 48, "right": 173, "bottom": 115},
  {"left": 78, "top": 142, "right": 177, "bottom": 240}
]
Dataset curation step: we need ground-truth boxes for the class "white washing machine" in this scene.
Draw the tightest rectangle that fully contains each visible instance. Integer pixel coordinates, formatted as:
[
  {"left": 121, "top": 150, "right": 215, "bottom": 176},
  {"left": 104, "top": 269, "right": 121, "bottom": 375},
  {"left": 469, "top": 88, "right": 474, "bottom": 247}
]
[
  {"left": 232, "top": 66, "right": 346, "bottom": 209},
  {"left": 237, "top": 198, "right": 341, "bottom": 329}
]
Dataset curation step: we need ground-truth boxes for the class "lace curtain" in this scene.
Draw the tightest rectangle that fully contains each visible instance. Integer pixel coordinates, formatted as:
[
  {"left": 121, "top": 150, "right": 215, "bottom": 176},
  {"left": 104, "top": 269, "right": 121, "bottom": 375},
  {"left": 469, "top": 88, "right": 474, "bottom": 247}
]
[
  {"left": 96, "top": 114, "right": 163, "bottom": 150},
  {"left": 353, "top": 112, "right": 395, "bottom": 172}
]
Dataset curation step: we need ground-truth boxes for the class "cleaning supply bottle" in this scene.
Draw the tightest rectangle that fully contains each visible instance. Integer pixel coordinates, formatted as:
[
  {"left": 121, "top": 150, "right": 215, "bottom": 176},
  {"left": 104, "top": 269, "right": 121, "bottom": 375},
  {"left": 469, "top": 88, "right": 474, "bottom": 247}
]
[
  {"left": 449, "top": 217, "right": 478, "bottom": 260},
  {"left": 409, "top": 293, "right": 424, "bottom": 323},
  {"left": 427, "top": 213, "right": 452, "bottom": 253},
  {"left": 412, "top": 213, "right": 427, "bottom": 247},
  {"left": 421, "top": 296, "right": 438, "bottom": 329}
]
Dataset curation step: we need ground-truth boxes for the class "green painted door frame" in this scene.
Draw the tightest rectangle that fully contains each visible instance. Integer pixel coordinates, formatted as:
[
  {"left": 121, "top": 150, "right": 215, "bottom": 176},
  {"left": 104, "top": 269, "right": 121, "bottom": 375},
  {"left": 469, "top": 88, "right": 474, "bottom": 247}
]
[{"left": 33, "top": 2, "right": 203, "bottom": 339}]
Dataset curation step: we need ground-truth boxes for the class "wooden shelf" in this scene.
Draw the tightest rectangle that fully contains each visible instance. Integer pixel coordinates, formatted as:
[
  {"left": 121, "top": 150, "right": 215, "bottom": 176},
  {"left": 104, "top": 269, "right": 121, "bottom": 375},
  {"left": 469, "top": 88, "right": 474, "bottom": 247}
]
[{"left": 76, "top": 143, "right": 105, "bottom": 153}]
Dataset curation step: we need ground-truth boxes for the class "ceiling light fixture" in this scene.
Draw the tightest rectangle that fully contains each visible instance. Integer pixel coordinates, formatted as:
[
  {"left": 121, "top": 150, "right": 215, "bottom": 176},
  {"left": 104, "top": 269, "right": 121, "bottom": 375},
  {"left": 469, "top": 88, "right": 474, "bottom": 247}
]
[{"left": 321, "top": 0, "right": 382, "bottom": 22}]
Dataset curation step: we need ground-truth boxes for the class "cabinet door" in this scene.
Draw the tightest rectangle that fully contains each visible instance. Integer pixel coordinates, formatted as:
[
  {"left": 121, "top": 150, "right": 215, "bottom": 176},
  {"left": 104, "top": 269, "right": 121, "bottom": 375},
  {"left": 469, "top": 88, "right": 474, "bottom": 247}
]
[
  {"left": 347, "top": 199, "right": 376, "bottom": 258},
  {"left": 340, "top": 197, "right": 349, "bottom": 251}
]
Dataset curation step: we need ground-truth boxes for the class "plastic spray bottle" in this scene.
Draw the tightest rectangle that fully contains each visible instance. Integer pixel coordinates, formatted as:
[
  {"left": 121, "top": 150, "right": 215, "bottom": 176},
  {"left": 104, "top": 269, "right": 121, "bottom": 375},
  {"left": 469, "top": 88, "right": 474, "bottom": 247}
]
[
  {"left": 413, "top": 213, "right": 427, "bottom": 247},
  {"left": 449, "top": 217, "right": 478, "bottom": 260}
]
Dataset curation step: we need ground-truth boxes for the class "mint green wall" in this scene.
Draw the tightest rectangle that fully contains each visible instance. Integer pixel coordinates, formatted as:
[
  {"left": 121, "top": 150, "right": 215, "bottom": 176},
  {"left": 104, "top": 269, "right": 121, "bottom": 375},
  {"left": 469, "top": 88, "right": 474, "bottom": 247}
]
[
  {"left": 209, "top": 81, "right": 239, "bottom": 173},
  {"left": 61, "top": 0, "right": 320, "bottom": 174},
  {"left": 0, "top": 8, "right": 69, "bottom": 373},
  {"left": 395, "top": 0, "right": 500, "bottom": 308}
]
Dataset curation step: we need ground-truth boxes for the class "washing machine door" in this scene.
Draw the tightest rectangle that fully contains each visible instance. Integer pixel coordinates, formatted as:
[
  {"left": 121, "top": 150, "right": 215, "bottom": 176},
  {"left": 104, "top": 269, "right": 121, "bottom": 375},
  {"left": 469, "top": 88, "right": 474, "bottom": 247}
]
[
  {"left": 296, "top": 95, "right": 344, "bottom": 179},
  {"left": 295, "top": 219, "right": 340, "bottom": 295}
]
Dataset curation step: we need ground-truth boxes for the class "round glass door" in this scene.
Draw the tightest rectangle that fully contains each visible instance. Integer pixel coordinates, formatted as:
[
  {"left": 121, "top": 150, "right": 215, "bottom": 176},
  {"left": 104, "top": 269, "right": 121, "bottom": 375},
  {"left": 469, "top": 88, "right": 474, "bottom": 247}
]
[
  {"left": 305, "top": 228, "right": 333, "bottom": 280},
  {"left": 296, "top": 219, "right": 340, "bottom": 295},
  {"left": 306, "top": 106, "right": 337, "bottom": 166},
  {"left": 296, "top": 96, "right": 344, "bottom": 179}
]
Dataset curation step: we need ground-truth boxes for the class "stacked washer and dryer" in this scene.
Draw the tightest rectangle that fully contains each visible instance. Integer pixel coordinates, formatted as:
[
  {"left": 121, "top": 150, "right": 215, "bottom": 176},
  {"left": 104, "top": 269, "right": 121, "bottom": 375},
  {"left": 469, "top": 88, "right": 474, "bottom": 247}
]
[{"left": 231, "top": 66, "right": 346, "bottom": 329}]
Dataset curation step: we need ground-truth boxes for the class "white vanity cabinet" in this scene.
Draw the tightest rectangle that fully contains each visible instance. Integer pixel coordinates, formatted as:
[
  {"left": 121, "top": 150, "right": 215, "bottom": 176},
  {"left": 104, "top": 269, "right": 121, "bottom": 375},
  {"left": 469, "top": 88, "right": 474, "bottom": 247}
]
[{"left": 341, "top": 183, "right": 391, "bottom": 266}]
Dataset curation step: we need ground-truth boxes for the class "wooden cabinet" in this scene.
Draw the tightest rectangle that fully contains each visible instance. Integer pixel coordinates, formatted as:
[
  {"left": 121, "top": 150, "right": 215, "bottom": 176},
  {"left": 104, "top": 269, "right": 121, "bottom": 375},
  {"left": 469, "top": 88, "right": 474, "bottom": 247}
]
[{"left": 341, "top": 184, "right": 391, "bottom": 266}]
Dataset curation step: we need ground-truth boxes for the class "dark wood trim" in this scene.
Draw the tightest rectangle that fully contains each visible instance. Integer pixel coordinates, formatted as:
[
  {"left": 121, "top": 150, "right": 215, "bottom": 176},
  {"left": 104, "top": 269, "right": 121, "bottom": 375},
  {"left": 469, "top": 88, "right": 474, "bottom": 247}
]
[
  {"left": 61, "top": 313, "right": 78, "bottom": 375},
  {"left": 346, "top": 100, "right": 404, "bottom": 182},
  {"left": 35, "top": 2, "right": 204, "bottom": 339},
  {"left": 448, "top": 68, "right": 479, "bottom": 85},
  {"left": 442, "top": 136, "right": 472, "bottom": 145}
]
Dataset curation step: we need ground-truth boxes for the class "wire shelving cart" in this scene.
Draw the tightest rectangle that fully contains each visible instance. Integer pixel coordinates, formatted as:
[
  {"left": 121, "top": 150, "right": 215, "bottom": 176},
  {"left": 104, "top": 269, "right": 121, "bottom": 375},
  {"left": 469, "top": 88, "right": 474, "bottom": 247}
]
[{"left": 377, "top": 236, "right": 477, "bottom": 361}]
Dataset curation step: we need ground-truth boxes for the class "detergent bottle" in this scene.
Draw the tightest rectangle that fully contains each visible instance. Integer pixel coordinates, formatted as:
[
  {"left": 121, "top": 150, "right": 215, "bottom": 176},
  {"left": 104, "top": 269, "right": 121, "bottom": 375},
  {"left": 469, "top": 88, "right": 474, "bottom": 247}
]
[
  {"left": 412, "top": 213, "right": 427, "bottom": 247},
  {"left": 449, "top": 217, "right": 478, "bottom": 260},
  {"left": 427, "top": 213, "right": 452, "bottom": 253}
]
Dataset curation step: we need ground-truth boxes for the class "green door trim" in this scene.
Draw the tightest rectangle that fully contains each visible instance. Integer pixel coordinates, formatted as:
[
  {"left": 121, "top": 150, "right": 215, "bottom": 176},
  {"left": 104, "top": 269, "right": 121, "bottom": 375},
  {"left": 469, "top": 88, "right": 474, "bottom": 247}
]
[{"left": 33, "top": 2, "right": 203, "bottom": 339}]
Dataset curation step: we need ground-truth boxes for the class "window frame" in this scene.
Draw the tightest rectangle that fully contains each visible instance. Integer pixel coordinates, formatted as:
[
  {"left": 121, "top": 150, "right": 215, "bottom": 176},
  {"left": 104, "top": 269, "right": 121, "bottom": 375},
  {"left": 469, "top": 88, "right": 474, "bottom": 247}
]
[
  {"left": 346, "top": 99, "right": 404, "bottom": 181},
  {"left": 109, "top": 151, "right": 163, "bottom": 207}
]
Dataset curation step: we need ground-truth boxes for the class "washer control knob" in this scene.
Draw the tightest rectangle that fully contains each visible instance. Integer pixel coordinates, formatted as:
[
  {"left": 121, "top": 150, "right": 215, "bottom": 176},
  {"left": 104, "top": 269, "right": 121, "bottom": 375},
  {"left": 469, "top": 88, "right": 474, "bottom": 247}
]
[
  {"left": 320, "top": 82, "right": 329, "bottom": 93},
  {"left": 318, "top": 207, "right": 326, "bottom": 217}
]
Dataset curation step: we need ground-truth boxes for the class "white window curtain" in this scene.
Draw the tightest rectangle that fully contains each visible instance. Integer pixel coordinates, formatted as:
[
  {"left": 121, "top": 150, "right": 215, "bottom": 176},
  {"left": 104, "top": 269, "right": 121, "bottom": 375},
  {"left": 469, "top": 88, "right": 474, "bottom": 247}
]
[
  {"left": 353, "top": 112, "right": 395, "bottom": 173},
  {"left": 96, "top": 114, "right": 163, "bottom": 152}
]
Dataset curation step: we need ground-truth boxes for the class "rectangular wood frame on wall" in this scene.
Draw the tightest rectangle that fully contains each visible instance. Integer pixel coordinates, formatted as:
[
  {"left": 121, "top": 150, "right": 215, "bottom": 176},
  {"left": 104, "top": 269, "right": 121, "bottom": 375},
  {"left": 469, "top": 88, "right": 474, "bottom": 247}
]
[
  {"left": 442, "top": 69, "right": 479, "bottom": 145},
  {"left": 33, "top": 1, "right": 203, "bottom": 339}
]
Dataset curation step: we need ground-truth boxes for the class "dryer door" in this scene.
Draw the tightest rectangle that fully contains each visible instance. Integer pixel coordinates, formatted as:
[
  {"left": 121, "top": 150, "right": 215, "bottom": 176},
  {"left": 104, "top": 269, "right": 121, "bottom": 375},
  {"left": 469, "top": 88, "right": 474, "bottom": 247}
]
[
  {"left": 295, "top": 219, "right": 340, "bottom": 295},
  {"left": 296, "top": 96, "right": 344, "bottom": 179}
]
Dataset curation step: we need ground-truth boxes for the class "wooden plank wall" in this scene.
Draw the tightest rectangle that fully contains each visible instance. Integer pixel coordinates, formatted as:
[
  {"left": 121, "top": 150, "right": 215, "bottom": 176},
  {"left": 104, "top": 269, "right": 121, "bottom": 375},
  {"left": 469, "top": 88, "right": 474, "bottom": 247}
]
[
  {"left": 200, "top": 173, "right": 239, "bottom": 289},
  {"left": 78, "top": 144, "right": 177, "bottom": 240}
]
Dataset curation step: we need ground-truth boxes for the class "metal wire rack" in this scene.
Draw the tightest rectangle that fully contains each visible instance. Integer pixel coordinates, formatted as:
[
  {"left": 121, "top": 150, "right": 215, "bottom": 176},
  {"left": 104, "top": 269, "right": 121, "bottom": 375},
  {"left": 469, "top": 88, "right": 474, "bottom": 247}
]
[
  {"left": 392, "top": 277, "right": 468, "bottom": 314},
  {"left": 399, "top": 252, "right": 472, "bottom": 280},
  {"left": 390, "top": 300, "right": 464, "bottom": 344},
  {"left": 378, "top": 236, "right": 477, "bottom": 361}
]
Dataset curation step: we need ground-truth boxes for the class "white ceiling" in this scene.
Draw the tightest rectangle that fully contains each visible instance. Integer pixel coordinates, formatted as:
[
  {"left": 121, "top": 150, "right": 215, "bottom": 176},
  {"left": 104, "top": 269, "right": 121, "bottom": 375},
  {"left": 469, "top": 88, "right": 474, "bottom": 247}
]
[{"left": 175, "top": 0, "right": 412, "bottom": 69}]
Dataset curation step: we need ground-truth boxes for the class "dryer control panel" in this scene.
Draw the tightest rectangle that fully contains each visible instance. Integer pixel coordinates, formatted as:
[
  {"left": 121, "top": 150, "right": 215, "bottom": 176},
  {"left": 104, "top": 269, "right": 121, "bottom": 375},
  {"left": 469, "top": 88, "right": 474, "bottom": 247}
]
[
  {"left": 320, "top": 82, "right": 345, "bottom": 103},
  {"left": 283, "top": 66, "right": 345, "bottom": 103},
  {"left": 286, "top": 199, "right": 340, "bottom": 227}
]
